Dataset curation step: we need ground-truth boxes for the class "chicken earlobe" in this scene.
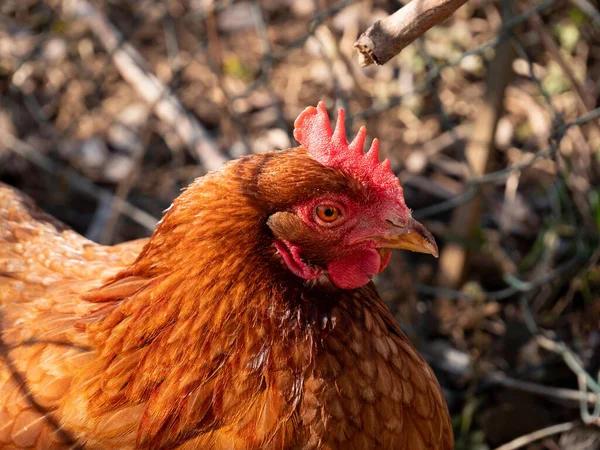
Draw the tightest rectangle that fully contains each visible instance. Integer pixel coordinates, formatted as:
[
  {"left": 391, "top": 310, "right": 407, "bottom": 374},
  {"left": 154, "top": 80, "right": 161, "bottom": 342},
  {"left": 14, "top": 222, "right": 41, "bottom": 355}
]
[
  {"left": 274, "top": 240, "right": 324, "bottom": 280},
  {"left": 268, "top": 211, "right": 324, "bottom": 280}
]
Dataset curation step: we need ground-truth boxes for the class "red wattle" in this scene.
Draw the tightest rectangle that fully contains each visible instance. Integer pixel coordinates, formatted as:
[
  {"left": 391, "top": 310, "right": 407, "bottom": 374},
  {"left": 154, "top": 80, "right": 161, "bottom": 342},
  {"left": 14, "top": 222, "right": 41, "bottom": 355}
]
[{"left": 327, "top": 249, "right": 380, "bottom": 290}]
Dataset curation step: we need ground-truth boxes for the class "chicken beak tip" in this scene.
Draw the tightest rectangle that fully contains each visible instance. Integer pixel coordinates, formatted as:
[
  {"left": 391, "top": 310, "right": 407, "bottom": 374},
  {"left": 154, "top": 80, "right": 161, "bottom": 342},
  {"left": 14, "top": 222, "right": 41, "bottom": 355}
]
[{"left": 382, "top": 218, "right": 438, "bottom": 257}]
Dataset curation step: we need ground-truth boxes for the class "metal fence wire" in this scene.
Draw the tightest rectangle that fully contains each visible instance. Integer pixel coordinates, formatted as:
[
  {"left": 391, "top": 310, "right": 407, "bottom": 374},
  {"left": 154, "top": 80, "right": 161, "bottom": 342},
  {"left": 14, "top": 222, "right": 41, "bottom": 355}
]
[{"left": 1, "top": 0, "right": 600, "bottom": 446}]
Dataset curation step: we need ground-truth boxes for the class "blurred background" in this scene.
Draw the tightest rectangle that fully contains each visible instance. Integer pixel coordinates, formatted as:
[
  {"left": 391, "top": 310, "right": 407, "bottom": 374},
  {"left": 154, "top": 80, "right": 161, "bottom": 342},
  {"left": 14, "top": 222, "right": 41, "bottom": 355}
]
[{"left": 1, "top": 0, "right": 600, "bottom": 448}]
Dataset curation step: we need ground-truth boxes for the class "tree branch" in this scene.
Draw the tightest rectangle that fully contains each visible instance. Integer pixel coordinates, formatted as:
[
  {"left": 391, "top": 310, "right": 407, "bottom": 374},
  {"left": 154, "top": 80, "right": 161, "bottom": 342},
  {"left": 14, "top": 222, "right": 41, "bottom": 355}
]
[
  {"left": 493, "top": 421, "right": 578, "bottom": 450},
  {"left": 354, "top": 0, "right": 469, "bottom": 67}
]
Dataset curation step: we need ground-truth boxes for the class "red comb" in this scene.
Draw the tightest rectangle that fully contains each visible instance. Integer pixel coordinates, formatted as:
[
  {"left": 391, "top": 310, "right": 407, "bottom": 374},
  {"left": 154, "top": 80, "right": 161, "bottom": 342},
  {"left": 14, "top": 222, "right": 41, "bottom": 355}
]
[{"left": 293, "top": 102, "right": 402, "bottom": 193}]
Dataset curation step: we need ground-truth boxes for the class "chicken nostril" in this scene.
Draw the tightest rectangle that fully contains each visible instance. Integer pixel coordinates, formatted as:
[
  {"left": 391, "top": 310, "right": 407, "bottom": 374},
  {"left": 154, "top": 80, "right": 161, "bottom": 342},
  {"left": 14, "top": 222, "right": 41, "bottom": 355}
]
[{"left": 385, "top": 219, "right": 404, "bottom": 228}]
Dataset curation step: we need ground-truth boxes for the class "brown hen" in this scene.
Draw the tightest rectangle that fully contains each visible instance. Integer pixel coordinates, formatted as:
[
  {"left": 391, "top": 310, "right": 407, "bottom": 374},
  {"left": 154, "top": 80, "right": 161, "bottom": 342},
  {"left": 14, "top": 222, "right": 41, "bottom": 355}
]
[{"left": 0, "top": 102, "right": 453, "bottom": 449}]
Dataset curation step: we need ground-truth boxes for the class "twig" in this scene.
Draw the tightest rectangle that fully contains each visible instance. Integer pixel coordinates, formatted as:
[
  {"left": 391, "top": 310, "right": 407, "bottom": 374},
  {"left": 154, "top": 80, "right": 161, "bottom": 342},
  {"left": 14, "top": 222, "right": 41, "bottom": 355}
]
[
  {"left": 493, "top": 421, "right": 579, "bottom": 450},
  {"left": 415, "top": 242, "right": 585, "bottom": 300},
  {"left": 422, "top": 124, "right": 470, "bottom": 158},
  {"left": 61, "top": 0, "right": 227, "bottom": 171},
  {"left": 3, "top": 134, "right": 158, "bottom": 233},
  {"left": 488, "top": 372, "right": 599, "bottom": 405},
  {"left": 355, "top": 0, "right": 560, "bottom": 118},
  {"left": 536, "top": 335, "right": 600, "bottom": 424},
  {"left": 354, "top": 0, "right": 469, "bottom": 67},
  {"left": 461, "top": 106, "right": 600, "bottom": 185},
  {"left": 401, "top": 174, "right": 460, "bottom": 200}
]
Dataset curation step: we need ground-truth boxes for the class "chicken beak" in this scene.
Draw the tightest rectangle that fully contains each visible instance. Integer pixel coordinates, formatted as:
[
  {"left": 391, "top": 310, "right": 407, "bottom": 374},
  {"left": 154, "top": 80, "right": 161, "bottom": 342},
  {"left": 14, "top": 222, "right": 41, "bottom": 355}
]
[{"left": 378, "top": 217, "right": 439, "bottom": 258}]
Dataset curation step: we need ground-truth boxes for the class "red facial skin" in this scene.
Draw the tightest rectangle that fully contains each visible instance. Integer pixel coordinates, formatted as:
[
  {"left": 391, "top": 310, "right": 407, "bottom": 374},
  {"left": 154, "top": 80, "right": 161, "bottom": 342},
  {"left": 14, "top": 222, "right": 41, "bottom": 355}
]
[{"left": 273, "top": 193, "right": 408, "bottom": 290}]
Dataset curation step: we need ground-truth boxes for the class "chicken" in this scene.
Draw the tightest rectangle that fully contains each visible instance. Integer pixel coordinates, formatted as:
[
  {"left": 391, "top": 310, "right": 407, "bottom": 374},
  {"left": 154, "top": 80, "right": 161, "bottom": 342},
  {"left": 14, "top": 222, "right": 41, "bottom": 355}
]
[{"left": 0, "top": 102, "right": 453, "bottom": 450}]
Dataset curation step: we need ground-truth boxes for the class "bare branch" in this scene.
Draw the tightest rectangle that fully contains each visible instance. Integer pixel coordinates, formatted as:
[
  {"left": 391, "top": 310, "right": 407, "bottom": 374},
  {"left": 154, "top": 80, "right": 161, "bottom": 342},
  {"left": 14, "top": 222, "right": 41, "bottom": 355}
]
[
  {"left": 61, "top": 0, "right": 228, "bottom": 171},
  {"left": 354, "top": 0, "right": 469, "bottom": 67},
  {"left": 488, "top": 372, "right": 599, "bottom": 406},
  {"left": 493, "top": 421, "right": 578, "bottom": 450}
]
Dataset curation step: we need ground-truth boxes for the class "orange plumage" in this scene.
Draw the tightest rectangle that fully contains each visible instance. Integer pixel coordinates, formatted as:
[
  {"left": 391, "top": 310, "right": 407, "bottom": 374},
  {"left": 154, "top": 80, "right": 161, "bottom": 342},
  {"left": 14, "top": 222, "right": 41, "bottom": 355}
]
[{"left": 0, "top": 103, "right": 453, "bottom": 449}]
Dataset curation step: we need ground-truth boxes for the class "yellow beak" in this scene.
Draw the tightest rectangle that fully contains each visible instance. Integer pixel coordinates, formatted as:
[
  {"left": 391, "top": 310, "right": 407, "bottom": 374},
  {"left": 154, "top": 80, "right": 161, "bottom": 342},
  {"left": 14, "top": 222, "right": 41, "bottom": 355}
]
[{"left": 376, "top": 217, "right": 438, "bottom": 257}]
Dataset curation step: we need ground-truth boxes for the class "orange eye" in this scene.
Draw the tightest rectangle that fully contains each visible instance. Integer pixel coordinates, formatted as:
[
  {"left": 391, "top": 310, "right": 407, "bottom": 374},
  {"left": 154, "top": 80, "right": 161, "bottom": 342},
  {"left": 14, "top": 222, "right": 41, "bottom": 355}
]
[{"left": 316, "top": 205, "right": 341, "bottom": 223}]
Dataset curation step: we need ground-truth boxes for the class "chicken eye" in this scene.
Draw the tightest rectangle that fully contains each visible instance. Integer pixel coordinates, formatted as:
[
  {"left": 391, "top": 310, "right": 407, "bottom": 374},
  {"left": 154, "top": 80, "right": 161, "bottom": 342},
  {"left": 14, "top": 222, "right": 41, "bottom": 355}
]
[{"left": 316, "top": 205, "right": 341, "bottom": 223}]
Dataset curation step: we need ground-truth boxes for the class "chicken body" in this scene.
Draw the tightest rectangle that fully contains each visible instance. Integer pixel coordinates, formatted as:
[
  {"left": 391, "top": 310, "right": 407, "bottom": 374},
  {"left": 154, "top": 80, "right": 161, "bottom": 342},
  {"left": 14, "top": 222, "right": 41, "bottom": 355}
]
[
  {"left": 0, "top": 112, "right": 453, "bottom": 449},
  {"left": 0, "top": 184, "right": 146, "bottom": 449}
]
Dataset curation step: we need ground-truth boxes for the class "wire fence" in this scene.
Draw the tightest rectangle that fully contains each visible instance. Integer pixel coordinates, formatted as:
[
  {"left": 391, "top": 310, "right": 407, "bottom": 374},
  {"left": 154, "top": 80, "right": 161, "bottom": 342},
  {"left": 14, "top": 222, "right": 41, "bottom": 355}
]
[{"left": 2, "top": 0, "right": 600, "bottom": 446}]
